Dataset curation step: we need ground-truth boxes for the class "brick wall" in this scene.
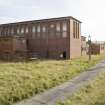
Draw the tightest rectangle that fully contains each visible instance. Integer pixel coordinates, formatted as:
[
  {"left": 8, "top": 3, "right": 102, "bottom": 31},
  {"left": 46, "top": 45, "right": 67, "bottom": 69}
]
[
  {"left": 0, "top": 16, "right": 82, "bottom": 59},
  {"left": 70, "top": 19, "right": 81, "bottom": 58},
  {"left": 0, "top": 37, "right": 13, "bottom": 53}
]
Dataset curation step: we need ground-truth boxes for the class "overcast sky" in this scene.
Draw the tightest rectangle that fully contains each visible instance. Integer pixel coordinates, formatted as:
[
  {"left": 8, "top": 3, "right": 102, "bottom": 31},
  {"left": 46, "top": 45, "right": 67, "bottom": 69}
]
[{"left": 0, "top": 0, "right": 105, "bottom": 41}]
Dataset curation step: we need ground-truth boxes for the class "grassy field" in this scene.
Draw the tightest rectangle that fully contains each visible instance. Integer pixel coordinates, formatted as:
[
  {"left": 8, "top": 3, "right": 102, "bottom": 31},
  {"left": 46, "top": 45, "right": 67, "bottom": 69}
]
[
  {"left": 0, "top": 55, "right": 105, "bottom": 105},
  {"left": 57, "top": 70, "right": 105, "bottom": 105}
]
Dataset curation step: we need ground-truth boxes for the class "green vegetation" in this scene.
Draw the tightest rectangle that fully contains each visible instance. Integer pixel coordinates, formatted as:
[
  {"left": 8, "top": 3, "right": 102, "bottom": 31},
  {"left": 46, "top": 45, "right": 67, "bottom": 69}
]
[
  {"left": 57, "top": 70, "right": 105, "bottom": 105},
  {"left": 0, "top": 55, "right": 105, "bottom": 105}
]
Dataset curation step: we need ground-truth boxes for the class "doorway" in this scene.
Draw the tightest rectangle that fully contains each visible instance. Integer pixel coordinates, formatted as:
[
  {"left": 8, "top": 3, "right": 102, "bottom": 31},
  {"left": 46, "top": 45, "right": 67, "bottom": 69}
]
[
  {"left": 63, "top": 51, "right": 66, "bottom": 59},
  {"left": 26, "top": 40, "right": 29, "bottom": 49}
]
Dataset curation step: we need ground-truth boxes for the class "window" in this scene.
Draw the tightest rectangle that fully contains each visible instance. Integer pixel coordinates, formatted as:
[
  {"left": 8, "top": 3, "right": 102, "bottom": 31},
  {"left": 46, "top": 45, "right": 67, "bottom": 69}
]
[
  {"left": 11, "top": 28, "right": 14, "bottom": 35},
  {"left": 0, "top": 27, "right": 2, "bottom": 36},
  {"left": 17, "top": 28, "right": 20, "bottom": 34},
  {"left": 62, "top": 32, "right": 67, "bottom": 38},
  {"left": 21, "top": 27, "right": 24, "bottom": 34},
  {"left": 1, "top": 28, "right": 3, "bottom": 36},
  {"left": 42, "top": 26, "right": 46, "bottom": 38},
  {"left": 3, "top": 28, "right": 5, "bottom": 36},
  {"left": 0, "top": 28, "right": 3, "bottom": 36},
  {"left": 26, "top": 27, "right": 29, "bottom": 33},
  {"left": 73, "top": 21, "right": 79, "bottom": 39},
  {"left": 32, "top": 26, "right": 36, "bottom": 33},
  {"left": 37, "top": 25, "right": 40, "bottom": 33},
  {"left": 50, "top": 24, "right": 54, "bottom": 28},
  {"left": 62, "top": 22, "right": 67, "bottom": 31},
  {"left": 3, "top": 28, "right": 6, "bottom": 36},
  {"left": 42, "top": 26, "right": 46, "bottom": 32},
  {"left": 49, "top": 24, "right": 55, "bottom": 38},
  {"left": 56, "top": 22, "right": 61, "bottom": 38},
  {"left": 78, "top": 23, "right": 79, "bottom": 38},
  {"left": 56, "top": 23, "right": 60, "bottom": 31},
  {"left": 62, "top": 22, "right": 67, "bottom": 38},
  {"left": 37, "top": 25, "right": 41, "bottom": 38},
  {"left": 7, "top": 28, "right": 9, "bottom": 35},
  {"left": 32, "top": 26, "right": 36, "bottom": 38}
]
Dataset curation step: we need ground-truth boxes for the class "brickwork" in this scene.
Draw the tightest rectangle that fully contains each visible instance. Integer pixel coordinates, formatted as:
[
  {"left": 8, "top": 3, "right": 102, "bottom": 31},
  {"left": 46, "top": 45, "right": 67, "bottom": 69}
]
[
  {"left": 70, "top": 19, "right": 81, "bottom": 58},
  {"left": 91, "top": 42, "right": 105, "bottom": 55},
  {"left": 0, "top": 16, "right": 82, "bottom": 59}
]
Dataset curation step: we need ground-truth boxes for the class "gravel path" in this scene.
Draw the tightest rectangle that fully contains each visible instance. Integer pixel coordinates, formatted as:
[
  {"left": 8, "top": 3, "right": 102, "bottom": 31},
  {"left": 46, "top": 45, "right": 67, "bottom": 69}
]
[{"left": 14, "top": 59, "right": 105, "bottom": 105}]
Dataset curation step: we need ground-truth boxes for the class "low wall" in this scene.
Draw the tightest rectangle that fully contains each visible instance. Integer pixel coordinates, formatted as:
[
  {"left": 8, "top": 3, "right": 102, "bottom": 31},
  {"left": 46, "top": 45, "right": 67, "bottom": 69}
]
[{"left": 0, "top": 51, "right": 27, "bottom": 61}]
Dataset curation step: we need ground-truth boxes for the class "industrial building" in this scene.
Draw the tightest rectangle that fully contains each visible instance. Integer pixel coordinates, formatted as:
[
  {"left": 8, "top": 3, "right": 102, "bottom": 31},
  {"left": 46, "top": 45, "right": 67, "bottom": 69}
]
[
  {"left": 0, "top": 16, "right": 82, "bottom": 59},
  {"left": 91, "top": 41, "right": 105, "bottom": 55}
]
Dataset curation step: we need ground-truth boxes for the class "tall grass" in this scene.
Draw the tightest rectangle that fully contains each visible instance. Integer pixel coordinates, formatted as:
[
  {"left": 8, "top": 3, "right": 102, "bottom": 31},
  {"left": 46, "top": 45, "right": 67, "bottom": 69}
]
[
  {"left": 0, "top": 54, "right": 104, "bottom": 105},
  {"left": 57, "top": 70, "right": 105, "bottom": 105}
]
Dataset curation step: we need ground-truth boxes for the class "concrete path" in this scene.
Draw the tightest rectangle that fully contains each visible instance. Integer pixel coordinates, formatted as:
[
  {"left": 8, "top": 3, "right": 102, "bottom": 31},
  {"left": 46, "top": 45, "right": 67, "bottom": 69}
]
[{"left": 14, "top": 60, "right": 105, "bottom": 105}]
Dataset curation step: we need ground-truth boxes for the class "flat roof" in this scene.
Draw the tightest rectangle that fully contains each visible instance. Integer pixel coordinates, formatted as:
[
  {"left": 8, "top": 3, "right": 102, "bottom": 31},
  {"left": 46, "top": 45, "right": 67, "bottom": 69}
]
[{"left": 0, "top": 16, "right": 82, "bottom": 26}]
